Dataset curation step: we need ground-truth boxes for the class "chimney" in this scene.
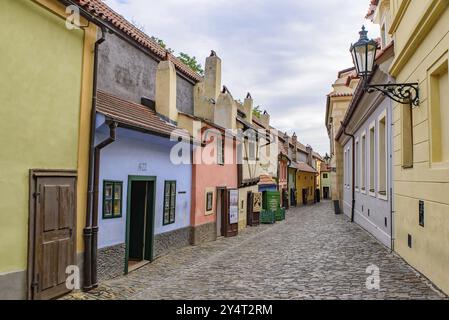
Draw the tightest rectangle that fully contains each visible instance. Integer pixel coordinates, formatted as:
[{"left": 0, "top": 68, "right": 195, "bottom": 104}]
[
  {"left": 205, "top": 50, "right": 221, "bottom": 102},
  {"left": 156, "top": 59, "right": 178, "bottom": 123},
  {"left": 306, "top": 145, "right": 313, "bottom": 167},
  {"left": 214, "top": 86, "right": 237, "bottom": 130},
  {"left": 194, "top": 50, "right": 222, "bottom": 122},
  {"left": 283, "top": 132, "right": 289, "bottom": 152},
  {"left": 261, "top": 110, "right": 270, "bottom": 128},
  {"left": 292, "top": 133, "right": 298, "bottom": 162},
  {"left": 243, "top": 92, "right": 253, "bottom": 123}
]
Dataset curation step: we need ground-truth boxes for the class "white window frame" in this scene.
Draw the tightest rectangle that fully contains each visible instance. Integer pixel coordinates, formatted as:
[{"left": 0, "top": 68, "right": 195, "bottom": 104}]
[
  {"left": 377, "top": 110, "right": 388, "bottom": 201},
  {"left": 346, "top": 146, "right": 351, "bottom": 190},
  {"left": 369, "top": 122, "right": 376, "bottom": 197},
  {"left": 344, "top": 149, "right": 347, "bottom": 187},
  {"left": 360, "top": 131, "right": 367, "bottom": 194},
  {"left": 355, "top": 137, "right": 360, "bottom": 193}
]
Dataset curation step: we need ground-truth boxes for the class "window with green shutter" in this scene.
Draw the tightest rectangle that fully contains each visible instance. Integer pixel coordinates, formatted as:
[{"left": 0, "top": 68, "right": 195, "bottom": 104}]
[
  {"left": 163, "top": 181, "right": 176, "bottom": 225},
  {"left": 103, "top": 181, "right": 123, "bottom": 219}
]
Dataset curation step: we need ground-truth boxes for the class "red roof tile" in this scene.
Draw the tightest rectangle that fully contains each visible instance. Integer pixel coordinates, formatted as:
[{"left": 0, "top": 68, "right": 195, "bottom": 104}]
[
  {"left": 96, "top": 90, "right": 191, "bottom": 140},
  {"left": 366, "top": 0, "right": 379, "bottom": 20},
  {"left": 74, "top": 0, "right": 202, "bottom": 82},
  {"left": 296, "top": 162, "right": 317, "bottom": 174}
]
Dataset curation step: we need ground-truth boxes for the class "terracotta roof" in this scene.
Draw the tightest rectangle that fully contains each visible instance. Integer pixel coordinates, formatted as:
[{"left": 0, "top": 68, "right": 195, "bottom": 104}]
[
  {"left": 313, "top": 152, "right": 323, "bottom": 161},
  {"left": 96, "top": 90, "right": 191, "bottom": 140},
  {"left": 74, "top": 0, "right": 202, "bottom": 82},
  {"left": 258, "top": 174, "right": 277, "bottom": 186},
  {"left": 321, "top": 163, "right": 331, "bottom": 173},
  {"left": 297, "top": 162, "right": 317, "bottom": 174}
]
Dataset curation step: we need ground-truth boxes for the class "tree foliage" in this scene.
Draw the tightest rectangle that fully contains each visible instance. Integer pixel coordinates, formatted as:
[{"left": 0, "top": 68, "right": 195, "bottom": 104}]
[
  {"left": 252, "top": 105, "right": 263, "bottom": 118},
  {"left": 177, "top": 52, "right": 204, "bottom": 76},
  {"left": 150, "top": 36, "right": 174, "bottom": 54}
]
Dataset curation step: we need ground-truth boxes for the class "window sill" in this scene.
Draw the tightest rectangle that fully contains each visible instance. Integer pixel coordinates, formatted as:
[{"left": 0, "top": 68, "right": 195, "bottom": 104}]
[
  {"left": 102, "top": 215, "right": 123, "bottom": 220},
  {"left": 377, "top": 194, "right": 388, "bottom": 201},
  {"left": 369, "top": 191, "right": 376, "bottom": 197}
]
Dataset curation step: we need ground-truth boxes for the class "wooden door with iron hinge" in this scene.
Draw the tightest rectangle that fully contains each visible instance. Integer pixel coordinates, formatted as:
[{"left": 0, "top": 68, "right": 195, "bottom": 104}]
[{"left": 28, "top": 170, "right": 77, "bottom": 300}]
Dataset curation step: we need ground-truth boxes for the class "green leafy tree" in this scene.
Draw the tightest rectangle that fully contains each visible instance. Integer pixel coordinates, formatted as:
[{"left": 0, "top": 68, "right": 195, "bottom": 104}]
[
  {"left": 150, "top": 36, "right": 174, "bottom": 54},
  {"left": 252, "top": 105, "right": 262, "bottom": 118},
  {"left": 177, "top": 52, "right": 204, "bottom": 76}
]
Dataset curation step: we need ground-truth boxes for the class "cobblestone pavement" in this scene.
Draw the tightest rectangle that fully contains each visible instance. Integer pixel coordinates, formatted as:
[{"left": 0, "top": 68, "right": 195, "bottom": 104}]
[{"left": 64, "top": 201, "right": 446, "bottom": 300}]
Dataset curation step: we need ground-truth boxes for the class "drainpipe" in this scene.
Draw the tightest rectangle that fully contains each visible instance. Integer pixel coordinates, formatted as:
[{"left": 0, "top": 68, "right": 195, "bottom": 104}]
[
  {"left": 83, "top": 27, "right": 106, "bottom": 291},
  {"left": 342, "top": 123, "right": 356, "bottom": 223},
  {"left": 91, "top": 121, "right": 117, "bottom": 288}
]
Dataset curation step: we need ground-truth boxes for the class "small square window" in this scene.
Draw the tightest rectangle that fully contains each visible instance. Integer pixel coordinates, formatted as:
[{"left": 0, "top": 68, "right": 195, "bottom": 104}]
[
  {"left": 163, "top": 181, "right": 176, "bottom": 225},
  {"left": 103, "top": 181, "right": 123, "bottom": 219},
  {"left": 206, "top": 192, "right": 213, "bottom": 211}
]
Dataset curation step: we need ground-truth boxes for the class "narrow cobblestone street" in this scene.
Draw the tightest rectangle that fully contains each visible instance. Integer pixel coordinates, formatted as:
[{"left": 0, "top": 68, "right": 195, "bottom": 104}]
[{"left": 65, "top": 201, "right": 445, "bottom": 300}]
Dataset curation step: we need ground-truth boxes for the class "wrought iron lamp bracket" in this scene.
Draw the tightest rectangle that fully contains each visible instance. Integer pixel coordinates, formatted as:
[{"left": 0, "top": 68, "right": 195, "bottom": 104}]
[{"left": 364, "top": 82, "right": 420, "bottom": 107}]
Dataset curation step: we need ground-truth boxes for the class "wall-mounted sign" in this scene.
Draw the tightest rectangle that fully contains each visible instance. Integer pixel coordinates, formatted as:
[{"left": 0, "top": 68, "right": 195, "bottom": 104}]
[
  {"left": 253, "top": 192, "right": 262, "bottom": 213},
  {"left": 229, "top": 189, "right": 239, "bottom": 225}
]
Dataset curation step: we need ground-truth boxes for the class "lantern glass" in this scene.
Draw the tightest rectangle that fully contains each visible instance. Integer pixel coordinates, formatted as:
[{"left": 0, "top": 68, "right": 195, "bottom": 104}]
[{"left": 350, "top": 26, "right": 378, "bottom": 78}]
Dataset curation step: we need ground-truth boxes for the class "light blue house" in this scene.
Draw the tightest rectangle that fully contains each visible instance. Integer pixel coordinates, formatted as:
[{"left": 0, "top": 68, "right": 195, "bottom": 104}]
[
  {"left": 90, "top": 15, "right": 200, "bottom": 282},
  {"left": 95, "top": 91, "right": 192, "bottom": 280}
]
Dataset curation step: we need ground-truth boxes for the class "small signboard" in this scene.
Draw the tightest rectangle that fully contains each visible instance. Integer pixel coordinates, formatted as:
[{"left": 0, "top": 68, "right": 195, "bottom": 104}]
[
  {"left": 229, "top": 189, "right": 239, "bottom": 225},
  {"left": 253, "top": 192, "right": 262, "bottom": 213}
]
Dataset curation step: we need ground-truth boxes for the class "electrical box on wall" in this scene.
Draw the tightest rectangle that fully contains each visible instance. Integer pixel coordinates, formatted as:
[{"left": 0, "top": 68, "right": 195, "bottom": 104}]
[{"left": 419, "top": 200, "right": 425, "bottom": 227}]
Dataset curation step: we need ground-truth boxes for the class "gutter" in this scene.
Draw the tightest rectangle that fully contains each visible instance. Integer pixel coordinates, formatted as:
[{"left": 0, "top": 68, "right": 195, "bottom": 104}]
[
  {"left": 91, "top": 121, "right": 117, "bottom": 287},
  {"left": 83, "top": 26, "right": 106, "bottom": 291},
  {"left": 342, "top": 123, "right": 356, "bottom": 223}
]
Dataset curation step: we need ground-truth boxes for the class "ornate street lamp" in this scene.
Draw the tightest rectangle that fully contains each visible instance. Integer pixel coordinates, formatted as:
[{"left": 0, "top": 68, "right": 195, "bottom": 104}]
[{"left": 350, "top": 26, "right": 420, "bottom": 107}]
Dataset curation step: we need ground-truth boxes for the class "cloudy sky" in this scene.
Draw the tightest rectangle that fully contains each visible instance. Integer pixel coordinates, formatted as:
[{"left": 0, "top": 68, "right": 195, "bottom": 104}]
[{"left": 103, "top": 0, "right": 378, "bottom": 156}]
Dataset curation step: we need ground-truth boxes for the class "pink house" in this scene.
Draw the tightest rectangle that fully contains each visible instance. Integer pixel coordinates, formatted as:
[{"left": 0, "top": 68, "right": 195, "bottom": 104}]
[{"left": 190, "top": 121, "right": 238, "bottom": 244}]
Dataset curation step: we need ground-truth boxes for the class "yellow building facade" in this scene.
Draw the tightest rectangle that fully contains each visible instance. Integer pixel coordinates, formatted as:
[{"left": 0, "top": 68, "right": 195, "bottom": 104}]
[
  {"left": 0, "top": 0, "right": 96, "bottom": 299},
  {"left": 325, "top": 69, "right": 360, "bottom": 209},
  {"left": 386, "top": 0, "right": 449, "bottom": 294},
  {"left": 296, "top": 167, "right": 317, "bottom": 205}
]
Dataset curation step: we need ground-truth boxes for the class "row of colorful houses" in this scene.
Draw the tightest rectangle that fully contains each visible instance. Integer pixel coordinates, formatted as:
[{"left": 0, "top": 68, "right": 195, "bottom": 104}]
[
  {"left": 326, "top": 0, "right": 449, "bottom": 295},
  {"left": 0, "top": 0, "right": 325, "bottom": 300}
]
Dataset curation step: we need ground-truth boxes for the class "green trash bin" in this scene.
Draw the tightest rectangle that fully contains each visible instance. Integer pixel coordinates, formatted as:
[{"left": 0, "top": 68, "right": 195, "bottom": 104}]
[
  {"left": 275, "top": 207, "right": 286, "bottom": 221},
  {"left": 260, "top": 209, "right": 275, "bottom": 224}
]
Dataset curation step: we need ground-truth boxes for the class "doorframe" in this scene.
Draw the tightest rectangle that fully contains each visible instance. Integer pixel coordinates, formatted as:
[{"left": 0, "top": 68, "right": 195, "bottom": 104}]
[
  {"left": 216, "top": 187, "right": 227, "bottom": 237},
  {"left": 124, "top": 175, "right": 156, "bottom": 274},
  {"left": 27, "top": 169, "right": 78, "bottom": 300}
]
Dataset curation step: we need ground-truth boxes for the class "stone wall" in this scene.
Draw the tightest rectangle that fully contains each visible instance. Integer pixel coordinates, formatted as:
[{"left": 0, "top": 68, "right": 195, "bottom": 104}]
[
  {"left": 97, "top": 33, "right": 194, "bottom": 115},
  {"left": 154, "top": 227, "right": 192, "bottom": 258},
  {"left": 97, "top": 243, "right": 126, "bottom": 282},
  {"left": 190, "top": 222, "right": 217, "bottom": 246}
]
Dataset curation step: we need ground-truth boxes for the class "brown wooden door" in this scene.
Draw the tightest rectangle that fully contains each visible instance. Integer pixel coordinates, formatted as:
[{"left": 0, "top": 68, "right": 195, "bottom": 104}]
[
  {"left": 29, "top": 171, "right": 77, "bottom": 300},
  {"left": 225, "top": 189, "right": 238, "bottom": 237},
  {"left": 246, "top": 192, "right": 254, "bottom": 226}
]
